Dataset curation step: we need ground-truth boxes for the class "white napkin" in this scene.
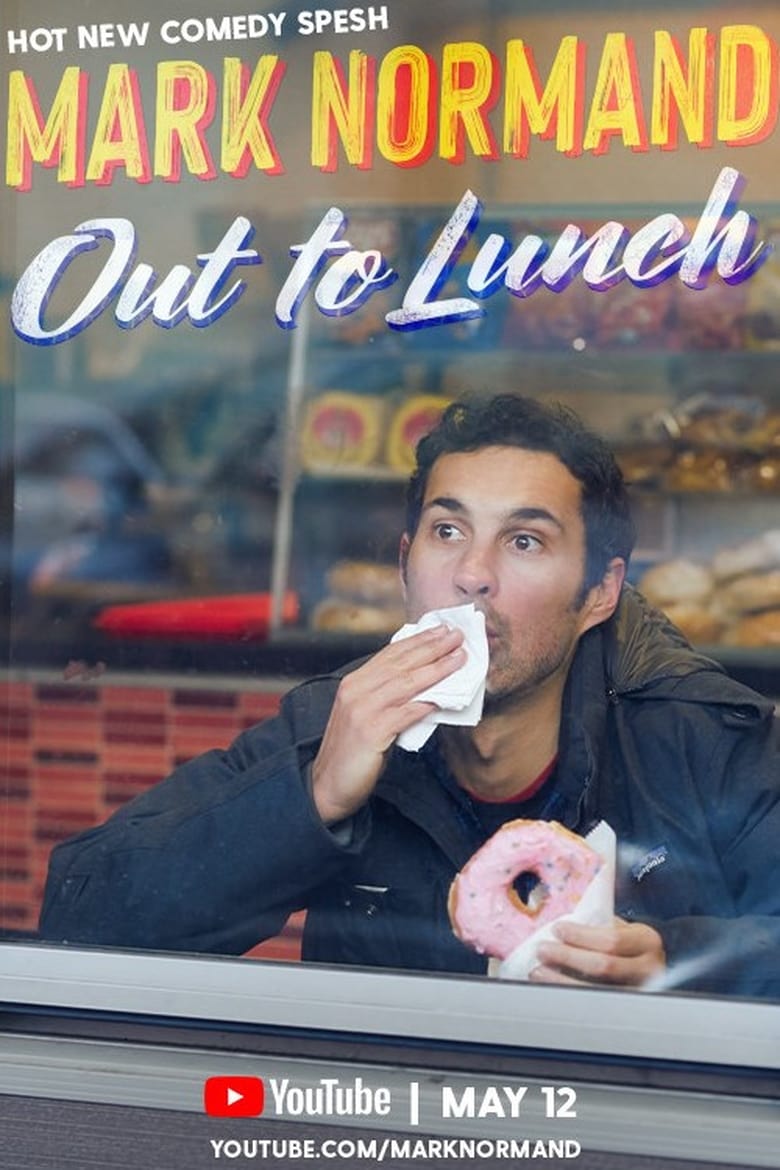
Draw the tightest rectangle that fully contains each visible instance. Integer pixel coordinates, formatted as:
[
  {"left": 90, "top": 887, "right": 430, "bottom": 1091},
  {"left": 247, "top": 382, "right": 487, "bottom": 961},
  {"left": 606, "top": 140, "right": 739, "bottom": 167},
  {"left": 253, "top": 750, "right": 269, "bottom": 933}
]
[
  {"left": 391, "top": 603, "right": 489, "bottom": 752},
  {"left": 490, "top": 820, "right": 617, "bottom": 981}
]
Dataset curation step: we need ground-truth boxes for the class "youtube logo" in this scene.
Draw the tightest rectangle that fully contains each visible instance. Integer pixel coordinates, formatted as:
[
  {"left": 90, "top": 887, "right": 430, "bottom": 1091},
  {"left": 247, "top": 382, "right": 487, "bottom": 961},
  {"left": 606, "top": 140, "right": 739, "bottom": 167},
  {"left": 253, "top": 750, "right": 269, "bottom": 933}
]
[{"left": 204, "top": 1076, "right": 265, "bottom": 1117}]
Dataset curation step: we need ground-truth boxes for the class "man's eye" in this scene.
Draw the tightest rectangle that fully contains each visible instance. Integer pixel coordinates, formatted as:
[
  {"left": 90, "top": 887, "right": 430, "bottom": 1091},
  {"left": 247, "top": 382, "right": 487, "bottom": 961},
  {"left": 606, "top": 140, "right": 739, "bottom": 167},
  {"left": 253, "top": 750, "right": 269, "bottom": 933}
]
[
  {"left": 511, "top": 533, "right": 542, "bottom": 551},
  {"left": 434, "top": 522, "right": 463, "bottom": 541}
]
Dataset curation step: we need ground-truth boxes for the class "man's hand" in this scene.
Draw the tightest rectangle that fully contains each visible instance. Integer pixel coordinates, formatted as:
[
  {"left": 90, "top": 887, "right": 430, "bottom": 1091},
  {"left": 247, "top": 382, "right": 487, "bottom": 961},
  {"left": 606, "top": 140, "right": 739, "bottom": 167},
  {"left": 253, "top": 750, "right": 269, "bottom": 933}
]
[
  {"left": 311, "top": 624, "right": 465, "bottom": 824},
  {"left": 529, "top": 918, "right": 666, "bottom": 988}
]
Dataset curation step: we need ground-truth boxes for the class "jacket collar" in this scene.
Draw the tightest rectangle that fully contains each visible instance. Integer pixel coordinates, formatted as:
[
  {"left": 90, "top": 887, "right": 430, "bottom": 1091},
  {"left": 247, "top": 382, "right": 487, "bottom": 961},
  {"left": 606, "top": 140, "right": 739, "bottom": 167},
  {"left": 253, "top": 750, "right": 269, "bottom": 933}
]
[
  {"left": 603, "top": 586, "right": 773, "bottom": 718},
  {"left": 557, "top": 585, "right": 773, "bottom": 811}
]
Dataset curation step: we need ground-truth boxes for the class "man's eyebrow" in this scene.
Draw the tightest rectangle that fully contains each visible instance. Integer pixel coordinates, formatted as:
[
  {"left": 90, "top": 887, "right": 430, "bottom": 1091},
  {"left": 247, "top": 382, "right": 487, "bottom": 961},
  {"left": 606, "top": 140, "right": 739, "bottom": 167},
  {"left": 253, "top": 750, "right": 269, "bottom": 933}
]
[
  {"left": 506, "top": 506, "right": 565, "bottom": 532},
  {"left": 422, "top": 496, "right": 464, "bottom": 514},
  {"left": 422, "top": 499, "right": 565, "bottom": 532}
]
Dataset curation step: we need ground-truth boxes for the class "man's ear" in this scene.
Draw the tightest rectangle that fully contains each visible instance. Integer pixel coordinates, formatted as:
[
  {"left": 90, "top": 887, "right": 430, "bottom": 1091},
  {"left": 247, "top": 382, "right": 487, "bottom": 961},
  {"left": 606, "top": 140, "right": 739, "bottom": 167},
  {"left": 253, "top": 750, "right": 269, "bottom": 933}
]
[
  {"left": 578, "top": 557, "right": 626, "bottom": 636},
  {"left": 398, "top": 533, "right": 410, "bottom": 599}
]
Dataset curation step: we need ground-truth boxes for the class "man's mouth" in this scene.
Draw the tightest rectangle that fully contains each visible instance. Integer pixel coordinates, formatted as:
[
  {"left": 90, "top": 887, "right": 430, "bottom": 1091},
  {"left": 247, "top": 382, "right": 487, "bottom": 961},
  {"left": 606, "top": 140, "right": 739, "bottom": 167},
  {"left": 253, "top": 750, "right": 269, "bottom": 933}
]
[
  {"left": 485, "top": 626, "right": 501, "bottom": 649},
  {"left": 474, "top": 607, "right": 501, "bottom": 650}
]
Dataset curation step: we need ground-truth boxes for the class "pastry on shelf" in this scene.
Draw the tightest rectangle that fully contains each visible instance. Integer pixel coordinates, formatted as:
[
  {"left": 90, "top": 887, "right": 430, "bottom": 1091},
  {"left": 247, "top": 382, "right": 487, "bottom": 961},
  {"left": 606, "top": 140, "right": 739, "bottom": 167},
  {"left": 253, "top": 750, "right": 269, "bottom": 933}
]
[
  {"left": 672, "top": 271, "right": 748, "bottom": 349},
  {"left": 638, "top": 558, "right": 714, "bottom": 607},
  {"left": 715, "top": 570, "right": 780, "bottom": 617},
  {"left": 300, "top": 392, "right": 385, "bottom": 473},
  {"left": 750, "top": 454, "right": 780, "bottom": 492},
  {"left": 501, "top": 220, "right": 594, "bottom": 349},
  {"left": 711, "top": 529, "right": 780, "bottom": 582},
  {"left": 616, "top": 443, "right": 674, "bottom": 487},
  {"left": 740, "top": 409, "right": 780, "bottom": 451},
  {"left": 664, "top": 449, "right": 734, "bottom": 492},
  {"left": 645, "top": 391, "right": 776, "bottom": 455},
  {"left": 326, "top": 560, "right": 403, "bottom": 607},
  {"left": 592, "top": 279, "right": 674, "bottom": 348},
  {"left": 667, "top": 393, "right": 767, "bottom": 448},
  {"left": 386, "top": 395, "right": 451, "bottom": 474},
  {"left": 676, "top": 410, "right": 756, "bottom": 447},
  {"left": 311, "top": 598, "right": 405, "bottom": 634},
  {"left": 660, "top": 603, "right": 725, "bottom": 645},
  {"left": 502, "top": 279, "right": 593, "bottom": 349},
  {"left": 311, "top": 558, "right": 404, "bottom": 635},
  {"left": 637, "top": 560, "right": 722, "bottom": 644},
  {"left": 722, "top": 609, "right": 780, "bottom": 647}
]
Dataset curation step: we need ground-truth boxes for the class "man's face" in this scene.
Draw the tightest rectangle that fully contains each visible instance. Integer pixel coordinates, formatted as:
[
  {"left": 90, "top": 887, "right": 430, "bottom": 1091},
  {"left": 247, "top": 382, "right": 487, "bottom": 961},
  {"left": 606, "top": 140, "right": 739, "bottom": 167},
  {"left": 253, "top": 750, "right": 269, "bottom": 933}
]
[{"left": 401, "top": 446, "right": 610, "bottom": 707}]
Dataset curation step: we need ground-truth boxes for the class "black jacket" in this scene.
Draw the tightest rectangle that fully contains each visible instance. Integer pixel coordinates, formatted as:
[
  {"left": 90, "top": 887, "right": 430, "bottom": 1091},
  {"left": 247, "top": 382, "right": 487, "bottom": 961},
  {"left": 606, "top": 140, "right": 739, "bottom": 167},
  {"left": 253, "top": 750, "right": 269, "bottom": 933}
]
[{"left": 40, "top": 589, "right": 779, "bottom": 997}]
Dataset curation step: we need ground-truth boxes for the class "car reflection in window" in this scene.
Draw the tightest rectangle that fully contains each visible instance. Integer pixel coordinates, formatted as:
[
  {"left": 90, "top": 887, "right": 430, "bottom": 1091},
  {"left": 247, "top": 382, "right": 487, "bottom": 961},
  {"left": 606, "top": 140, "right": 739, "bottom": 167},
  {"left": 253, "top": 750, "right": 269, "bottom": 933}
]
[{"left": 5, "top": 393, "right": 176, "bottom": 635}]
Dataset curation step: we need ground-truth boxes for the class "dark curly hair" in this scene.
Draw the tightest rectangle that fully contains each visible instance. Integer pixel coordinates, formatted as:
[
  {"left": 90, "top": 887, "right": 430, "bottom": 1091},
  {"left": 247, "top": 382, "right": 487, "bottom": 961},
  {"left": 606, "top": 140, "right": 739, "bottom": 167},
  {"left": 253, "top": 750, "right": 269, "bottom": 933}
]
[{"left": 406, "top": 393, "right": 636, "bottom": 597}]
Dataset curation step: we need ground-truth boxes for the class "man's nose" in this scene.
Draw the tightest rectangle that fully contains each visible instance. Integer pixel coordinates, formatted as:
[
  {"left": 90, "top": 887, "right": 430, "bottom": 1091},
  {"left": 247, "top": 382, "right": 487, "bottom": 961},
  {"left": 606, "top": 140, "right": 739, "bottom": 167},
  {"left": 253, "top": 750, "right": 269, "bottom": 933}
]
[{"left": 453, "top": 545, "right": 497, "bottom": 597}]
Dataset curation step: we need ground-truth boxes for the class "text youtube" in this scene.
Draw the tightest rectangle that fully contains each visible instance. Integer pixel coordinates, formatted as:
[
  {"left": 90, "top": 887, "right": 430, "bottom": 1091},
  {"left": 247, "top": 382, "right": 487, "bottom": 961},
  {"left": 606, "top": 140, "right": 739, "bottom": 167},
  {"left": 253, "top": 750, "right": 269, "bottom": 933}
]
[{"left": 204, "top": 1074, "right": 579, "bottom": 1125}]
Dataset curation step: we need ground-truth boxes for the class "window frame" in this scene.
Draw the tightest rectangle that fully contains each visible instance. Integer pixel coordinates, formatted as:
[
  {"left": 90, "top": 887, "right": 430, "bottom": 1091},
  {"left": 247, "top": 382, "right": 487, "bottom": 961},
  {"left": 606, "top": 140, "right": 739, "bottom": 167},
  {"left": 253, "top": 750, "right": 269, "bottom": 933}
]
[{"left": 1, "top": 941, "right": 777, "bottom": 1071}]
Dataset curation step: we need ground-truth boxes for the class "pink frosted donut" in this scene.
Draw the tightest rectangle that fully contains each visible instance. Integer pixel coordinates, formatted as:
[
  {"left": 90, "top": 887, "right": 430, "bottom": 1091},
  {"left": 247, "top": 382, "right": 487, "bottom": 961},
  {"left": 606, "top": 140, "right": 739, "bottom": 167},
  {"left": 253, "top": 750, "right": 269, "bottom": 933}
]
[{"left": 448, "top": 819, "right": 602, "bottom": 959}]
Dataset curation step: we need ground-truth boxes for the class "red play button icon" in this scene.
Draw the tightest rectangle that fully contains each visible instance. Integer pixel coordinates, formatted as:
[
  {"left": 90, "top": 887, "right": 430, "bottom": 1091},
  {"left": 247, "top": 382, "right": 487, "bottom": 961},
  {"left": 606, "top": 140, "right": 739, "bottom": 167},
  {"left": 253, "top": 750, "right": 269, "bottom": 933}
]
[{"left": 204, "top": 1076, "right": 265, "bottom": 1117}]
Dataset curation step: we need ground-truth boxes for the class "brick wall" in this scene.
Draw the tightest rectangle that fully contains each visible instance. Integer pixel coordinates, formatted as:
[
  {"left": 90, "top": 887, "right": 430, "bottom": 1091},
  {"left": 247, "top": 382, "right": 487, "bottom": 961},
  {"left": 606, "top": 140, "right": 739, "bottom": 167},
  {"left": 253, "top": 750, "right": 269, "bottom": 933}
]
[{"left": 0, "top": 673, "right": 304, "bottom": 961}]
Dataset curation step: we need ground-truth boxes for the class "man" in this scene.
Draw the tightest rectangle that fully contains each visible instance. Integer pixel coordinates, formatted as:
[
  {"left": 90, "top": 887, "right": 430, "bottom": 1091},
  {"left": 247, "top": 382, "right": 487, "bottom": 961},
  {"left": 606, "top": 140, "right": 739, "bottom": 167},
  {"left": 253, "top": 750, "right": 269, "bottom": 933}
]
[{"left": 40, "top": 395, "right": 779, "bottom": 997}]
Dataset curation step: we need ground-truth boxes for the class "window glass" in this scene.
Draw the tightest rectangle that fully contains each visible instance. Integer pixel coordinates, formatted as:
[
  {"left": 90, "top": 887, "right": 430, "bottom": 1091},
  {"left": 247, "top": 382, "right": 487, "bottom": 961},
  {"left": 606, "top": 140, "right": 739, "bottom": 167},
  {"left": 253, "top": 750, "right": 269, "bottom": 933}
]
[{"left": 1, "top": 0, "right": 778, "bottom": 1013}]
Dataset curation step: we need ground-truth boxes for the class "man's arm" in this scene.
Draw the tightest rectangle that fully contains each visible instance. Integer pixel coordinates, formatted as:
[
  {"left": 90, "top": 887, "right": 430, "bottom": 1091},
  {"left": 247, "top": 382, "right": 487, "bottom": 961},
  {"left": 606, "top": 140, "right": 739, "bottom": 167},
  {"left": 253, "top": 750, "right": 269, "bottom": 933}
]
[
  {"left": 39, "top": 710, "right": 355, "bottom": 954},
  {"left": 40, "top": 624, "right": 466, "bottom": 955}
]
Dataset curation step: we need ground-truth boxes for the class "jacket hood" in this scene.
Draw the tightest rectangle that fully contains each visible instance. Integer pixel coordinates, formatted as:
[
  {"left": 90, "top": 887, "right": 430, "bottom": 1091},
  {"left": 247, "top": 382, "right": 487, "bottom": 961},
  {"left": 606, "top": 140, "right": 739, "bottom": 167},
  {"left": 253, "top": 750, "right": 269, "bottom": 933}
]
[{"left": 602, "top": 586, "right": 773, "bottom": 719}]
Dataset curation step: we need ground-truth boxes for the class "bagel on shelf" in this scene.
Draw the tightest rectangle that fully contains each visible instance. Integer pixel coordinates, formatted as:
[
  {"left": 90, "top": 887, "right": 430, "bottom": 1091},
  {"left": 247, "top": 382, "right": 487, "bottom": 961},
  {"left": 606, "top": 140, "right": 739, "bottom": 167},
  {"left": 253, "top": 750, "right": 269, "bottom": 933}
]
[
  {"left": 312, "top": 559, "right": 404, "bottom": 635},
  {"left": 326, "top": 560, "right": 403, "bottom": 607},
  {"left": 711, "top": 529, "right": 780, "bottom": 582},
  {"left": 311, "top": 598, "right": 405, "bottom": 634},
  {"left": 637, "top": 528, "right": 780, "bottom": 646},
  {"left": 659, "top": 603, "right": 725, "bottom": 645},
  {"left": 715, "top": 570, "right": 780, "bottom": 617},
  {"left": 637, "top": 558, "right": 714, "bottom": 607},
  {"left": 722, "top": 610, "right": 780, "bottom": 647}
]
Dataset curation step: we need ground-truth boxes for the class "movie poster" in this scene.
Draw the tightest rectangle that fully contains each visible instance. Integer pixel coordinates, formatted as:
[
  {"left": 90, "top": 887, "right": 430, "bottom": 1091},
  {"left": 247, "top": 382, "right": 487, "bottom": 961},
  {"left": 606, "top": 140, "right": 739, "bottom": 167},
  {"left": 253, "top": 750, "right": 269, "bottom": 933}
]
[{"left": 0, "top": 1, "right": 778, "bottom": 1167}]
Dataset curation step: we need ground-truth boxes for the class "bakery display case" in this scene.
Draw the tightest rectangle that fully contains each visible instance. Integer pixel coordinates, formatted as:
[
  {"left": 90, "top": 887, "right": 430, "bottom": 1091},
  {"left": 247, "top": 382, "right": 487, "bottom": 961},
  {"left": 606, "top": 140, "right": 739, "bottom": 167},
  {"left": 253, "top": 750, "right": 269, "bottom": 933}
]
[{"left": 267, "top": 203, "right": 780, "bottom": 692}]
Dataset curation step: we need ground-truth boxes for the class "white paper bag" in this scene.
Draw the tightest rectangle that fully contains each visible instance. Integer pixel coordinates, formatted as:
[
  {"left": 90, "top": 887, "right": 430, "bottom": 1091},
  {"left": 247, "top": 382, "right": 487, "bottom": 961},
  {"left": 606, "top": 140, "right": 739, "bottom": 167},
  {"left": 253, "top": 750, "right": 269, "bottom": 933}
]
[{"left": 490, "top": 820, "right": 616, "bottom": 981}]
